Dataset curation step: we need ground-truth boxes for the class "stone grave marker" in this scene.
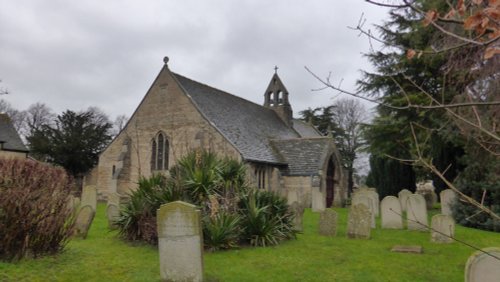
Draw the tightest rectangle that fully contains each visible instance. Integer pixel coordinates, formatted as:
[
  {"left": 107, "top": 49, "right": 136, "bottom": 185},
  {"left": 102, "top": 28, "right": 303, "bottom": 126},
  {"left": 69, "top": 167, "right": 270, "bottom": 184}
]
[
  {"left": 157, "top": 201, "right": 203, "bottom": 282},
  {"left": 398, "top": 189, "right": 412, "bottom": 212},
  {"left": 352, "top": 195, "right": 375, "bottom": 228},
  {"left": 406, "top": 194, "right": 428, "bottom": 231},
  {"left": 318, "top": 209, "right": 337, "bottom": 236},
  {"left": 81, "top": 185, "right": 97, "bottom": 211},
  {"left": 440, "top": 189, "right": 457, "bottom": 216},
  {"left": 74, "top": 205, "right": 95, "bottom": 239},
  {"left": 347, "top": 203, "right": 371, "bottom": 239},
  {"left": 381, "top": 196, "right": 403, "bottom": 229},
  {"left": 391, "top": 245, "right": 423, "bottom": 254},
  {"left": 66, "top": 195, "right": 80, "bottom": 213},
  {"left": 354, "top": 189, "right": 379, "bottom": 217},
  {"left": 107, "top": 193, "right": 121, "bottom": 229},
  {"left": 465, "top": 247, "right": 500, "bottom": 282},
  {"left": 312, "top": 187, "right": 325, "bottom": 212},
  {"left": 290, "top": 201, "right": 305, "bottom": 232},
  {"left": 431, "top": 214, "right": 455, "bottom": 243}
]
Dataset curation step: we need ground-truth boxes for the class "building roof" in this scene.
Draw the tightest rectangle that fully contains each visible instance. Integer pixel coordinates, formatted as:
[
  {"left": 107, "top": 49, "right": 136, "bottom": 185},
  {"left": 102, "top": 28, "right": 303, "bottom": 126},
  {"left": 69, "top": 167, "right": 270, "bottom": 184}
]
[
  {"left": 0, "top": 113, "right": 29, "bottom": 152},
  {"left": 271, "top": 138, "right": 332, "bottom": 176},
  {"left": 292, "top": 119, "right": 322, "bottom": 137},
  {"left": 174, "top": 73, "right": 300, "bottom": 164}
]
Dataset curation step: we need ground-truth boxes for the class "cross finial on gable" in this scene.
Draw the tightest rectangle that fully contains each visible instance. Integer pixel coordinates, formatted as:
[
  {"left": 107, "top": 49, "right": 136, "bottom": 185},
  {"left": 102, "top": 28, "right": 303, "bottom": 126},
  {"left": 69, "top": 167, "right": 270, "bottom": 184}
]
[{"left": 274, "top": 65, "right": 279, "bottom": 74}]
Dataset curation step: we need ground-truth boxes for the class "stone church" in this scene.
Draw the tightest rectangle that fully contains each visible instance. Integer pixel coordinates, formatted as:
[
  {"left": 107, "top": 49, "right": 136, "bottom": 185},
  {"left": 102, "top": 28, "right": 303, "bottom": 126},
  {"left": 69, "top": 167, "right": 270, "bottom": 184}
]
[{"left": 96, "top": 58, "right": 347, "bottom": 210}]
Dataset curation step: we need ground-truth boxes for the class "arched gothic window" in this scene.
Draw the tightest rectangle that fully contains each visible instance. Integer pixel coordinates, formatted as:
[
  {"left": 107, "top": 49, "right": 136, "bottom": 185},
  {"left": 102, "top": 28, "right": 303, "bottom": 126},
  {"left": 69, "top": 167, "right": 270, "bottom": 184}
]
[{"left": 151, "top": 132, "right": 169, "bottom": 171}]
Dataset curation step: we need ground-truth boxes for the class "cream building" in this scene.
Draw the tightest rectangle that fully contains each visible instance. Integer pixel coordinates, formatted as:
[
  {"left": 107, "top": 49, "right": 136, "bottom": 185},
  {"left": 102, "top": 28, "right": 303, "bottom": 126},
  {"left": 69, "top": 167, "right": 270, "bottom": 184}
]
[{"left": 96, "top": 58, "right": 347, "bottom": 209}]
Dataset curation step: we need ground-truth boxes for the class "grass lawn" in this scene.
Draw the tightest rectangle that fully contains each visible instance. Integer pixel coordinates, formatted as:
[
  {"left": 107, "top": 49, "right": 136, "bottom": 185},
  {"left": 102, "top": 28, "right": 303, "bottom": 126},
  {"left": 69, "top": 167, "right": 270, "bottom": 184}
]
[{"left": 1, "top": 203, "right": 499, "bottom": 281}]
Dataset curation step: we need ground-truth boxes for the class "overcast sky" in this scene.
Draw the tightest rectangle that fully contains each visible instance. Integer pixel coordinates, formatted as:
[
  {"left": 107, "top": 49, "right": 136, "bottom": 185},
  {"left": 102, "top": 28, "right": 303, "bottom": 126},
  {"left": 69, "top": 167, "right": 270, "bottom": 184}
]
[{"left": 0, "top": 0, "right": 388, "bottom": 122}]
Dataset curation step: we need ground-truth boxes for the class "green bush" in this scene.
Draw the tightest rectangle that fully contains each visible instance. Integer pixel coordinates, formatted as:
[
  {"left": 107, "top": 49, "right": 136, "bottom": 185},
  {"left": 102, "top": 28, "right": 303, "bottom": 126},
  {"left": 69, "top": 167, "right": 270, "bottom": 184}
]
[
  {"left": 239, "top": 190, "right": 296, "bottom": 247},
  {"left": 115, "top": 174, "right": 182, "bottom": 244},
  {"left": 202, "top": 210, "right": 241, "bottom": 251},
  {"left": 0, "top": 158, "right": 74, "bottom": 261}
]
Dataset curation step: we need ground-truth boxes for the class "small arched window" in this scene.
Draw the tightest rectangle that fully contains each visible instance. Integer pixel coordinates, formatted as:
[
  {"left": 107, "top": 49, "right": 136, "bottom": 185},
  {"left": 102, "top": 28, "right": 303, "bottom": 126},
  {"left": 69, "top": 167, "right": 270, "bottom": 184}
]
[{"left": 151, "top": 132, "right": 169, "bottom": 171}]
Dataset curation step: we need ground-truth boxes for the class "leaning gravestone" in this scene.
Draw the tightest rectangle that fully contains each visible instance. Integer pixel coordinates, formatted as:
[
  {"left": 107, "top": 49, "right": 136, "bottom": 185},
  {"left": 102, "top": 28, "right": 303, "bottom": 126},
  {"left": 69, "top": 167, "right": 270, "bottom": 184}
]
[
  {"left": 398, "top": 189, "right": 412, "bottom": 212},
  {"left": 431, "top": 214, "right": 454, "bottom": 243},
  {"left": 354, "top": 189, "right": 380, "bottom": 217},
  {"left": 157, "top": 201, "right": 203, "bottom": 282},
  {"left": 290, "top": 201, "right": 305, "bottom": 232},
  {"left": 440, "top": 189, "right": 457, "bottom": 216},
  {"left": 318, "top": 209, "right": 337, "bottom": 236},
  {"left": 352, "top": 195, "right": 375, "bottom": 228},
  {"left": 465, "top": 247, "right": 500, "bottom": 282},
  {"left": 81, "top": 185, "right": 97, "bottom": 211},
  {"left": 74, "top": 205, "right": 95, "bottom": 239},
  {"left": 381, "top": 196, "right": 403, "bottom": 229},
  {"left": 406, "top": 194, "right": 428, "bottom": 231},
  {"left": 347, "top": 203, "right": 371, "bottom": 239}
]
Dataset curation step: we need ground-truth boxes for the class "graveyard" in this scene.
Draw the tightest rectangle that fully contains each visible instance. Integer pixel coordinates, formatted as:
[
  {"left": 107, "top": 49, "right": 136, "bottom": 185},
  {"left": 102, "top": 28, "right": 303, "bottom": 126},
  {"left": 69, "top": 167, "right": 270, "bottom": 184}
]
[{"left": 1, "top": 202, "right": 499, "bottom": 281}]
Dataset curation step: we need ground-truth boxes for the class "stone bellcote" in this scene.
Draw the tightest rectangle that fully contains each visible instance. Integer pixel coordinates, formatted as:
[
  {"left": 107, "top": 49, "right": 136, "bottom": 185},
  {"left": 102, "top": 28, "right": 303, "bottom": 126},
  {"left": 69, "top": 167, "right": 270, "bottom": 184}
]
[{"left": 263, "top": 70, "right": 293, "bottom": 127}]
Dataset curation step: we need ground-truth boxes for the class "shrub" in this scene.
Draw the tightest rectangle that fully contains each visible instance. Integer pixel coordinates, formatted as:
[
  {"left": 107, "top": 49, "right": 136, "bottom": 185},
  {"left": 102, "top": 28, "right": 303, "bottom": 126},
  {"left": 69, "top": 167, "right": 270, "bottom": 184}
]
[
  {"left": 239, "top": 190, "right": 296, "bottom": 247},
  {"left": 0, "top": 158, "right": 74, "bottom": 261},
  {"left": 202, "top": 210, "right": 241, "bottom": 251},
  {"left": 115, "top": 174, "right": 182, "bottom": 244}
]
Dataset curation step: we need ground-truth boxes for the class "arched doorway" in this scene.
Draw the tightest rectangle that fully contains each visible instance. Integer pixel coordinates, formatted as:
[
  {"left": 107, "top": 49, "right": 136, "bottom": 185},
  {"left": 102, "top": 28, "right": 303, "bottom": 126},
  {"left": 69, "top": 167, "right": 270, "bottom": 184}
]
[{"left": 326, "top": 156, "right": 335, "bottom": 208}]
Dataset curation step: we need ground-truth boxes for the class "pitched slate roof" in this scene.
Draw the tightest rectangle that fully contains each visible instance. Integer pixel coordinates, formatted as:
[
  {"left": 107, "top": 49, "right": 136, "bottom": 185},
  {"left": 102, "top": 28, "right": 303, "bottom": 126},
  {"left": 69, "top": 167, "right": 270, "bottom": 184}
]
[
  {"left": 0, "top": 113, "right": 29, "bottom": 152},
  {"left": 292, "top": 119, "right": 322, "bottom": 137},
  {"left": 271, "top": 137, "right": 332, "bottom": 176},
  {"left": 173, "top": 73, "right": 299, "bottom": 164}
]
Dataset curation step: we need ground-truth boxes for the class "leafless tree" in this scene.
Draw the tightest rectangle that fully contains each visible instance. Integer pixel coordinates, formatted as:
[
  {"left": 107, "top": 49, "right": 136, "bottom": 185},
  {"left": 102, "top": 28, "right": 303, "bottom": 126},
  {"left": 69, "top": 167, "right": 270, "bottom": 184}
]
[{"left": 23, "top": 103, "right": 55, "bottom": 135}]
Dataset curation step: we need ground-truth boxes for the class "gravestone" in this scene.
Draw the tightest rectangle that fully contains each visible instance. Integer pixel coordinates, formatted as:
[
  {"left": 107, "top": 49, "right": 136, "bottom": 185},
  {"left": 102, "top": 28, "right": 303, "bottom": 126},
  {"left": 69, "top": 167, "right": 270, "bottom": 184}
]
[
  {"left": 465, "top": 247, "right": 500, "bottom": 282},
  {"left": 318, "top": 209, "right": 337, "bottom": 236},
  {"left": 107, "top": 193, "right": 121, "bottom": 229},
  {"left": 440, "top": 189, "right": 457, "bottom": 216},
  {"left": 290, "top": 201, "right": 305, "bottom": 232},
  {"left": 312, "top": 187, "right": 325, "bottom": 212},
  {"left": 66, "top": 195, "right": 80, "bottom": 213},
  {"left": 352, "top": 195, "right": 375, "bottom": 228},
  {"left": 347, "top": 203, "right": 371, "bottom": 239},
  {"left": 391, "top": 245, "right": 423, "bottom": 254},
  {"left": 381, "top": 196, "right": 403, "bottom": 229},
  {"left": 406, "top": 194, "right": 428, "bottom": 231},
  {"left": 81, "top": 185, "right": 97, "bottom": 211},
  {"left": 431, "top": 214, "right": 455, "bottom": 243},
  {"left": 74, "top": 205, "right": 95, "bottom": 239},
  {"left": 398, "top": 189, "right": 412, "bottom": 212},
  {"left": 354, "top": 189, "right": 379, "bottom": 217},
  {"left": 157, "top": 201, "right": 203, "bottom": 282}
]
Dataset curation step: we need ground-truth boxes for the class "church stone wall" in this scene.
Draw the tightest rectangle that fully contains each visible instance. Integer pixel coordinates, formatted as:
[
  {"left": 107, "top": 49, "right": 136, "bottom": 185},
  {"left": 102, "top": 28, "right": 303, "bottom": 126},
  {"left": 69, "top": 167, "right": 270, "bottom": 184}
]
[
  {"left": 97, "top": 66, "right": 241, "bottom": 199},
  {"left": 0, "top": 151, "right": 27, "bottom": 159}
]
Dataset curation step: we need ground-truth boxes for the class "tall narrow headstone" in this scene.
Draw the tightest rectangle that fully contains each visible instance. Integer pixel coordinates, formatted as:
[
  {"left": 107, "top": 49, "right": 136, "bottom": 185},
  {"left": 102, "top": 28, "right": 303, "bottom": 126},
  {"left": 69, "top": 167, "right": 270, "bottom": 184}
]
[
  {"left": 157, "top": 201, "right": 203, "bottom": 282},
  {"left": 406, "top": 194, "right": 428, "bottom": 231},
  {"left": 352, "top": 195, "right": 375, "bottom": 228},
  {"left": 465, "top": 247, "right": 500, "bottom": 282},
  {"left": 347, "top": 203, "right": 371, "bottom": 239},
  {"left": 312, "top": 187, "right": 325, "bottom": 212},
  {"left": 107, "top": 193, "right": 121, "bottom": 229},
  {"left": 81, "top": 185, "right": 97, "bottom": 211},
  {"left": 290, "top": 201, "right": 305, "bottom": 232},
  {"left": 318, "top": 209, "right": 337, "bottom": 236},
  {"left": 440, "top": 189, "right": 457, "bottom": 216},
  {"left": 398, "top": 189, "right": 412, "bottom": 212},
  {"left": 431, "top": 214, "right": 455, "bottom": 243},
  {"left": 381, "top": 196, "right": 403, "bottom": 229},
  {"left": 74, "top": 205, "right": 95, "bottom": 239}
]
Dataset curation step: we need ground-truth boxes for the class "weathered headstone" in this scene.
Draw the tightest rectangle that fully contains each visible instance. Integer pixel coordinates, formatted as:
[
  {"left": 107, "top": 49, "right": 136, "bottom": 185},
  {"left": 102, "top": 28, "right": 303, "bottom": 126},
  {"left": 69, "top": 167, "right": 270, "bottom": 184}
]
[
  {"left": 74, "top": 205, "right": 95, "bottom": 239},
  {"left": 465, "top": 247, "right": 500, "bottom": 282},
  {"left": 416, "top": 181, "right": 437, "bottom": 209},
  {"left": 107, "top": 193, "right": 121, "bottom": 229},
  {"left": 347, "top": 203, "right": 371, "bottom": 239},
  {"left": 157, "top": 201, "right": 203, "bottom": 282},
  {"left": 354, "top": 189, "right": 379, "bottom": 217},
  {"left": 398, "top": 189, "right": 412, "bottom": 212},
  {"left": 431, "top": 214, "right": 455, "bottom": 243},
  {"left": 391, "top": 245, "right": 423, "bottom": 254},
  {"left": 312, "top": 187, "right": 326, "bottom": 212},
  {"left": 381, "top": 196, "right": 403, "bottom": 229},
  {"left": 81, "top": 185, "right": 97, "bottom": 211},
  {"left": 290, "top": 201, "right": 305, "bottom": 232},
  {"left": 318, "top": 209, "right": 337, "bottom": 236},
  {"left": 352, "top": 195, "right": 375, "bottom": 228},
  {"left": 406, "top": 194, "right": 428, "bottom": 231},
  {"left": 66, "top": 195, "right": 80, "bottom": 213},
  {"left": 440, "top": 189, "right": 457, "bottom": 216}
]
